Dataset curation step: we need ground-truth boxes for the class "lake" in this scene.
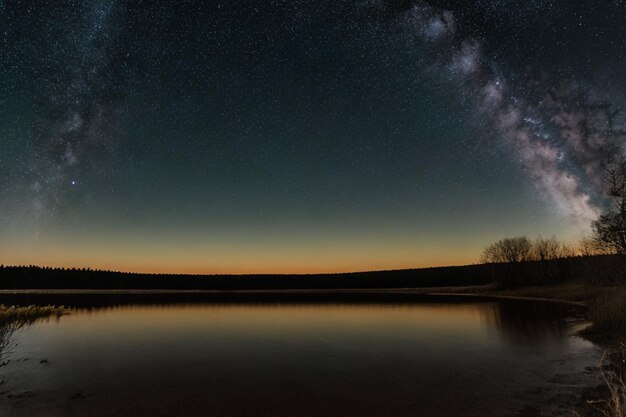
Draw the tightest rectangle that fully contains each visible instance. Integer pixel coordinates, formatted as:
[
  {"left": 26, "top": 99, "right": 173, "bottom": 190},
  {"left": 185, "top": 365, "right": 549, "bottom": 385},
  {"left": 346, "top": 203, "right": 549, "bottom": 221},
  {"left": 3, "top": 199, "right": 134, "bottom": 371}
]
[{"left": 0, "top": 294, "right": 601, "bottom": 417}]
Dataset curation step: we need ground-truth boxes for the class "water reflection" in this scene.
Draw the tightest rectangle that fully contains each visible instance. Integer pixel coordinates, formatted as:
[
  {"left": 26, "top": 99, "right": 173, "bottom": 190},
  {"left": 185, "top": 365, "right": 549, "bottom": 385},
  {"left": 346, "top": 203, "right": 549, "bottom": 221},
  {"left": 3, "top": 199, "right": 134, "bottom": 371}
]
[
  {"left": 0, "top": 296, "right": 598, "bottom": 417},
  {"left": 479, "top": 299, "right": 582, "bottom": 346},
  {"left": 0, "top": 322, "right": 17, "bottom": 359},
  {"left": 0, "top": 311, "right": 64, "bottom": 363}
]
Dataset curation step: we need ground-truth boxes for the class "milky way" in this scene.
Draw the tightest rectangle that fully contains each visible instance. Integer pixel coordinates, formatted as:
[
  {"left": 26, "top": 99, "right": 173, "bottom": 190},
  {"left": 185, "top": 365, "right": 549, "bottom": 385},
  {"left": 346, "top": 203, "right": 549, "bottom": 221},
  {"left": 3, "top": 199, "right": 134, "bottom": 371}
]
[
  {"left": 398, "top": 2, "right": 625, "bottom": 226},
  {"left": 1, "top": 1, "right": 129, "bottom": 233}
]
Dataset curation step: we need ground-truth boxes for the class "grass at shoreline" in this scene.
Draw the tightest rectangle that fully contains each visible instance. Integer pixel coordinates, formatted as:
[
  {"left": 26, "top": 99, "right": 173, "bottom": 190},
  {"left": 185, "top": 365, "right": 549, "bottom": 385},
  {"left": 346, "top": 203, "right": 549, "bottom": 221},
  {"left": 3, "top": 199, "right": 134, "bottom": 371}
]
[
  {"left": 0, "top": 304, "right": 69, "bottom": 327},
  {"left": 0, "top": 305, "right": 69, "bottom": 358},
  {"left": 588, "top": 289, "right": 626, "bottom": 333},
  {"left": 589, "top": 345, "right": 626, "bottom": 417}
]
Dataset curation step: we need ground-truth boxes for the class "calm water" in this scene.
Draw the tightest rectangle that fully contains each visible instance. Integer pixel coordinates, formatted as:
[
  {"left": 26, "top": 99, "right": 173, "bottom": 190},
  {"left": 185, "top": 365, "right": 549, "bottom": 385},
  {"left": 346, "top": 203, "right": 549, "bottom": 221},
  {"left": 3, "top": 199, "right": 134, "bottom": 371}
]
[{"left": 0, "top": 296, "right": 601, "bottom": 417}]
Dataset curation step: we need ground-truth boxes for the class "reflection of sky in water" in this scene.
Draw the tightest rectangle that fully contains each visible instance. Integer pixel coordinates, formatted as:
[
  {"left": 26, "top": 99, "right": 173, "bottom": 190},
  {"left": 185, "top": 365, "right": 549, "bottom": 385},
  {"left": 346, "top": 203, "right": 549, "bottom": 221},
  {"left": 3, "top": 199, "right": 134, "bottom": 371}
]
[{"left": 1, "top": 302, "right": 600, "bottom": 417}]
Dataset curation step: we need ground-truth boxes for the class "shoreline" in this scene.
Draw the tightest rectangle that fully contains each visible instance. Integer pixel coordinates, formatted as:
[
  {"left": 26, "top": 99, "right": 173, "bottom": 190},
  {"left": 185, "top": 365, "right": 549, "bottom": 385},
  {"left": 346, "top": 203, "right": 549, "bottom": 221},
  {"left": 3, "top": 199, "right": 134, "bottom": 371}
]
[{"left": 0, "top": 284, "right": 593, "bottom": 306}]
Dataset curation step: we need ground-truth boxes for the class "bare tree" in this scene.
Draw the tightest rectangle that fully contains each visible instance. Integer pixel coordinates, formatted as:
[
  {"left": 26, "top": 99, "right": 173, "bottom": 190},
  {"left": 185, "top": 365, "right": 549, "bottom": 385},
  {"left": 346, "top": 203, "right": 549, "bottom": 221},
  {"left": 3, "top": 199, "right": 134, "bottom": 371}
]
[
  {"left": 557, "top": 243, "right": 576, "bottom": 258},
  {"left": 593, "top": 164, "right": 626, "bottom": 254},
  {"left": 530, "top": 236, "right": 561, "bottom": 261},
  {"left": 480, "top": 236, "right": 532, "bottom": 264},
  {"left": 578, "top": 236, "right": 616, "bottom": 256}
]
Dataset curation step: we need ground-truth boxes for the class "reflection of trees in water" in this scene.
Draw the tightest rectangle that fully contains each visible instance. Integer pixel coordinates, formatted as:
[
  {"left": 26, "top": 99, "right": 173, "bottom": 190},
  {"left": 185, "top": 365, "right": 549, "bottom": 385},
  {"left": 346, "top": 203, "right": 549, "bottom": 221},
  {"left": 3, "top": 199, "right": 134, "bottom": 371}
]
[
  {"left": 0, "top": 322, "right": 25, "bottom": 360},
  {"left": 0, "top": 323, "right": 16, "bottom": 358},
  {"left": 480, "top": 300, "right": 581, "bottom": 346},
  {"left": 0, "top": 306, "right": 67, "bottom": 359}
]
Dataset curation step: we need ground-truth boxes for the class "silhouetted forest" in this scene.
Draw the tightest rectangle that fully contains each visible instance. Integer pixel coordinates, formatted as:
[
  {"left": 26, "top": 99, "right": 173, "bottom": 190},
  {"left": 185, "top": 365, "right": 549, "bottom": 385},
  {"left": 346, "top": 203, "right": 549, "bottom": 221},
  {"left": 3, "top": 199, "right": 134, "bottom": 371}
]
[
  {"left": 1, "top": 254, "right": 624, "bottom": 291},
  {"left": 0, "top": 264, "right": 489, "bottom": 290}
]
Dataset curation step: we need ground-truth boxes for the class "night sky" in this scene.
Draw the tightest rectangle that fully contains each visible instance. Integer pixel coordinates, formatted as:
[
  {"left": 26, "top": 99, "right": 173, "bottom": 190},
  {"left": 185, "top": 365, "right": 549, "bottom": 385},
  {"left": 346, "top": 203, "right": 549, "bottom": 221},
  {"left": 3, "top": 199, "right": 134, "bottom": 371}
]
[{"left": 1, "top": 0, "right": 625, "bottom": 273}]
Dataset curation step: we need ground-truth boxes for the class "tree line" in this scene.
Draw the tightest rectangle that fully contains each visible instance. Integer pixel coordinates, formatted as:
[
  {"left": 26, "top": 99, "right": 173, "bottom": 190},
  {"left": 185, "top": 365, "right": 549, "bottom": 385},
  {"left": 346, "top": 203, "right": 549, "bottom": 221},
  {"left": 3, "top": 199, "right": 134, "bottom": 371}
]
[
  {"left": 482, "top": 162, "right": 626, "bottom": 265},
  {"left": 480, "top": 235, "right": 618, "bottom": 265}
]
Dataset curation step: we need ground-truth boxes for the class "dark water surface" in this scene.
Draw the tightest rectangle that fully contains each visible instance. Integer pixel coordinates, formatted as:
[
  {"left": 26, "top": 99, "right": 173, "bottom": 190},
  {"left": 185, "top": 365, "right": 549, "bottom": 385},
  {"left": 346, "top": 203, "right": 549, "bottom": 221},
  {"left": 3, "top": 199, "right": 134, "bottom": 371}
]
[{"left": 0, "top": 296, "right": 601, "bottom": 417}]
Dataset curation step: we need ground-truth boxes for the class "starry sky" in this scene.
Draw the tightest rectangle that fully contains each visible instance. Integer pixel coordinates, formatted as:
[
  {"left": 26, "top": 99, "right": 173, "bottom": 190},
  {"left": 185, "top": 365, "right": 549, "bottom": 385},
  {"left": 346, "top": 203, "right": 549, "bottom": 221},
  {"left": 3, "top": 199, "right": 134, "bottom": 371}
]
[{"left": 1, "top": 0, "right": 625, "bottom": 273}]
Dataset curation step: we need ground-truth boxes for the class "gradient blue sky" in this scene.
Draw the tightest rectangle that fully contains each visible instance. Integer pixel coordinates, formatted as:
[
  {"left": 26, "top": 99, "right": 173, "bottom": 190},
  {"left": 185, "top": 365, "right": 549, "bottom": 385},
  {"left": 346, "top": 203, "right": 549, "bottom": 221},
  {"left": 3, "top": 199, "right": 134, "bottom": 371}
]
[{"left": 1, "top": 0, "right": 624, "bottom": 272}]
